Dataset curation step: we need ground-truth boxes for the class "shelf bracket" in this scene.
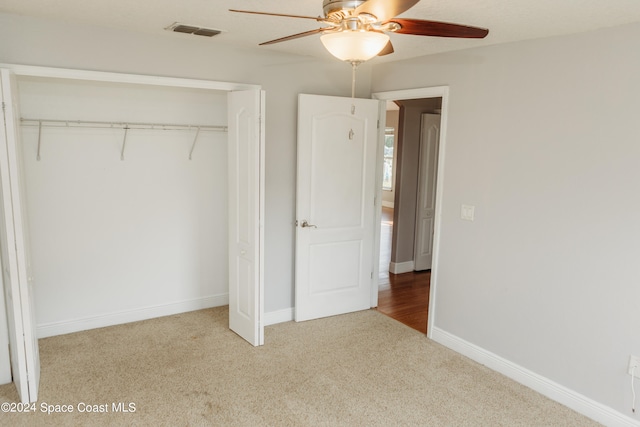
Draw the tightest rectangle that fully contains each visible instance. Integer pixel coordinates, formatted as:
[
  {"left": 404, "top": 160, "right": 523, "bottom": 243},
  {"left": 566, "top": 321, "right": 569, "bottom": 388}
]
[
  {"left": 189, "top": 127, "right": 201, "bottom": 160},
  {"left": 120, "top": 126, "right": 129, "bottom": 161},
  {"left": 36, "top": 121, "right": 42, "bottom": 161}
]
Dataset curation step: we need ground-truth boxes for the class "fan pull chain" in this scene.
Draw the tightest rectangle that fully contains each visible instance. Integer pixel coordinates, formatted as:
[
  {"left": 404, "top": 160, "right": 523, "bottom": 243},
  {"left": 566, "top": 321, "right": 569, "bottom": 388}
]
[
  {"left": 349, "top": 61, "right": 359, "bottom": 140},
  {"left": 351, "top": 61, "right": 357, "bottom": 102},
  {"left": 351, "top": 61, "right": 358, "bottom": 115}
]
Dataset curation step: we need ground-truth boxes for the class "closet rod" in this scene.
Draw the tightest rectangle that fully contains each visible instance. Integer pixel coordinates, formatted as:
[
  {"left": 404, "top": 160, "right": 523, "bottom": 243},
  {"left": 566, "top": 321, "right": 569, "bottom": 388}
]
[{"left": 20, "top": 118, "right": 227, "bottom": 132}]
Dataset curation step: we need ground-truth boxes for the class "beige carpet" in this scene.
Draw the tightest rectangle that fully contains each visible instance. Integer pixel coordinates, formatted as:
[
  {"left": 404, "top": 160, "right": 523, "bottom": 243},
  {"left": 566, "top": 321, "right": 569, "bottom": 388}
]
[{"left": 0, "top": 307, "right": 599, "bottom": 426}]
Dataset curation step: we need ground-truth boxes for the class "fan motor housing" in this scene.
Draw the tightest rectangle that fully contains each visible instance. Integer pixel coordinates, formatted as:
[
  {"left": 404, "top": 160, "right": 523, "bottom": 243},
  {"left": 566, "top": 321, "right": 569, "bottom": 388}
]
[{"left": 323, "top": 0, "right": 367, "bottom": 17}]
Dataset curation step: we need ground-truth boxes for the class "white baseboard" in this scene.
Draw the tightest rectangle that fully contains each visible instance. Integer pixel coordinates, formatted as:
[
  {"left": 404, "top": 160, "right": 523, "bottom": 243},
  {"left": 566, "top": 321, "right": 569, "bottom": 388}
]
[
  {"left": 389, "top": 260, "right": 414, "bottom": 274},
  {"left": 381, "top": 201, "right": 394, "bottom": 208},
  {"left": 264, "top": 308, "right": 294, "bottom": 326},
  {"left": 431, "top": 327, "right": 640, "bottom": 427},
  {"left": 37, "top": 294, "right": 229, "bottom": 338}
]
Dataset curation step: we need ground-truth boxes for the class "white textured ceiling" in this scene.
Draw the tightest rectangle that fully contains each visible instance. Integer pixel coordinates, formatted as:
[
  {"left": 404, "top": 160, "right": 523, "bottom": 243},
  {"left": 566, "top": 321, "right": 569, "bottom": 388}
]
[{"left": 2, "top": 0, "right": 640, "bottom": 63}]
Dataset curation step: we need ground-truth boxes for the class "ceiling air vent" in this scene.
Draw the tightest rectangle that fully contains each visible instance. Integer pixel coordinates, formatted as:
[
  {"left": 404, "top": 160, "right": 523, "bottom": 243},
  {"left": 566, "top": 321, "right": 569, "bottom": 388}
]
[{"left": 165, "top": 22, "right": 222, "bottom": 37}]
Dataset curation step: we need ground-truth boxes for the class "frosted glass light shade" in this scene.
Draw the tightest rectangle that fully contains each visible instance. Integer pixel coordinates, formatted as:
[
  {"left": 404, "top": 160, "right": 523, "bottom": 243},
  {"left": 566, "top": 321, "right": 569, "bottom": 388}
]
[{"left": 320, "top": 31, "right": 390, "bottom": 62}]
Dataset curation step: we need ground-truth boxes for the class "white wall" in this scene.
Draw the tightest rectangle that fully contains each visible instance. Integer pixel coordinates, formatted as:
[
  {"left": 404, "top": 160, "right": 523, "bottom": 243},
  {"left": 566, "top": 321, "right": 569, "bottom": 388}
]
[
  {"left": 18, "top": 77, "right": 228, "bottom": 336},
  {"left": 372, "top": 23, "right": 640, "bottom": 423},
  {"left": 0, "top": 12, "right": 373, "bottom": 319}
]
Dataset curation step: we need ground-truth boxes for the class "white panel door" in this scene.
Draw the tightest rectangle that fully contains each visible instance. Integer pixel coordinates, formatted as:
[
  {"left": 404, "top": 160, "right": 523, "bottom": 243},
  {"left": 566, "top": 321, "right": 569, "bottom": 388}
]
[
  {"left": 0, "top": 68, "right": 40, "bottom": 402},
  {"left": 295, "top": 94, "right": 380, "bottom": 322},
  {"left": 414, "top": 113, "right": 440, "bottom": 271},
  {"left": 227, "top": 90, "right": 264, "bottom": 346}
]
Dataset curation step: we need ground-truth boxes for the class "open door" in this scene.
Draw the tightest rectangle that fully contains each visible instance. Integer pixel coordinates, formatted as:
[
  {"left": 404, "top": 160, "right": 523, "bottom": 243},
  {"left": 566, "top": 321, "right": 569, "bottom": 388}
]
[
  {"left": 0, "top": 68, "right": 40, "bottom": 403},
  {"left": 414, "top": 113, "right": 440, "bottom": 271},
  {"left": 295, "top": 94, "right": 380, "bottom": 321},
  {"left": 227, "top": 90, "right": 265, "bottom": 346}
]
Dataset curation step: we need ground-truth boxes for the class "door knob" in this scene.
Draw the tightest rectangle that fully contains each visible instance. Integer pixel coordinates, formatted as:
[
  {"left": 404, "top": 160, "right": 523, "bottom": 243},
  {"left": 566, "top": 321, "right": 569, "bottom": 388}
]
[{"left": 301, "top": 220, "right": 317, "bottom": 228}]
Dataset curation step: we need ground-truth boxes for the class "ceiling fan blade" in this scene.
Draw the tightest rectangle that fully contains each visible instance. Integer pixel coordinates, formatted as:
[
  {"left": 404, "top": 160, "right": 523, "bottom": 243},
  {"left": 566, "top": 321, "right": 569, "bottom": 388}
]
[
  {"left": 259, "top": 28, "right": 333, "bottom": 46},
  {"left": 230, "top": 9, "right": 321, "bottom": 21},
  {"left": 389, "top": 18, "right": 489, "bottom": 38},
  {"left": 354, "top": 0, "right": 419, "bottom": 22},
  {"left": 378, "top": 40, "right": 394, "bottom": 56}
]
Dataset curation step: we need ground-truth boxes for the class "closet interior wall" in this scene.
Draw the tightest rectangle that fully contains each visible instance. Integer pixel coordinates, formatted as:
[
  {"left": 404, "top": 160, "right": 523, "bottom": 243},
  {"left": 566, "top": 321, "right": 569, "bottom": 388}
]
[{"left": 17, "top": 76, "right": 229, "bottom": 337}]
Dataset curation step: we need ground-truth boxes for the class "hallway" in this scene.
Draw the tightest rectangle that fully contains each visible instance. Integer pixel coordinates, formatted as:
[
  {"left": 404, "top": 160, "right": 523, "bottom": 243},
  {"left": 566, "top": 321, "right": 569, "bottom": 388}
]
[{"left": 376, "top": 207, "right": 430, "bottom": 334}]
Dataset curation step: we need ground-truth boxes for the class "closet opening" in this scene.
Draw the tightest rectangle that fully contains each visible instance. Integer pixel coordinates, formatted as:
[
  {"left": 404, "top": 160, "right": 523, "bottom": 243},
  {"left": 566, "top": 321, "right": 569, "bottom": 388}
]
[
  {"left": 0, "top": 64, "right": 264, "bottom": 403},
  {"left": 18, "top": 76, "right": 231, "bottom": 338}
]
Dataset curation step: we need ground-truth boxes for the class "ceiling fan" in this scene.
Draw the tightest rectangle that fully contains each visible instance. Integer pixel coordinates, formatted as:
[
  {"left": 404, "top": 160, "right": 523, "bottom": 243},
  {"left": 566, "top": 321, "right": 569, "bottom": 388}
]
[{"left": 230, "top": 0, "right": 489, "bottom": 63}]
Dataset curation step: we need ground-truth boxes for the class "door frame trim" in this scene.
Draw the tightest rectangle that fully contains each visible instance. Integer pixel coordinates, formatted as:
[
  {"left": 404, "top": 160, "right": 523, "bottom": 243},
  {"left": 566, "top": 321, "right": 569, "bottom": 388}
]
[
  {"left": 371, "top": 86, "right": 449, "bottom": 339},
  {"left": 0, "top": 63, "right": 258, "bottom": 92}
]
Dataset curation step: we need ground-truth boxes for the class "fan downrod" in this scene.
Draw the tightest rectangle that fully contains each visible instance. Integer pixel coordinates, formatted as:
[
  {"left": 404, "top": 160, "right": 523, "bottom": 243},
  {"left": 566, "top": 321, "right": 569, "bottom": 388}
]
[{"left": 323, "top": 0, "right": 367, "bottom": 19}]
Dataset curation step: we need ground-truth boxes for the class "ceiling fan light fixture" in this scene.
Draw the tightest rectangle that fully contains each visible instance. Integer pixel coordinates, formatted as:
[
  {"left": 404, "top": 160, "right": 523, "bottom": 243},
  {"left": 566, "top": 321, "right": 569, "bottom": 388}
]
[{"left": 320, "top": 30, "right": 389, "bottom": 63}]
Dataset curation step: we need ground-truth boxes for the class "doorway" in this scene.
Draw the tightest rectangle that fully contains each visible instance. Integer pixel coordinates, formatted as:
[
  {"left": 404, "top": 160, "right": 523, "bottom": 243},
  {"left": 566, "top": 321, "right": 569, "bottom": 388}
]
[{"left": 372, "top": 87, "right": 449, "bottom": 338}]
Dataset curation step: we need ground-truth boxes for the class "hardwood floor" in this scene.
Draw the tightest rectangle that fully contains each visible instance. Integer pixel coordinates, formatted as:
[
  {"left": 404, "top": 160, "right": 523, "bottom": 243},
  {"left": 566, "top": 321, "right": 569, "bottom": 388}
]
[{"left": 376, "top": 207, "right": 430, "bottom": 334}]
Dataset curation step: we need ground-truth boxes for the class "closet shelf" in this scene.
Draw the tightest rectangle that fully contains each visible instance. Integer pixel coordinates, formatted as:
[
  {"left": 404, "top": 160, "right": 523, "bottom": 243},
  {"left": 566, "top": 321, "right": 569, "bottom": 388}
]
[{"left": 20, "top": 118, "right": 227, "bottom": 132}]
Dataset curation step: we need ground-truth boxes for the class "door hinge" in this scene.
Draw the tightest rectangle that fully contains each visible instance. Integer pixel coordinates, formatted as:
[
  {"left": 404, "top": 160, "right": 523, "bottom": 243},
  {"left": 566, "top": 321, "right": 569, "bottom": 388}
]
[
  {"left": 377, "top": 119, "right": 380, "bottom": 129},
  {"left": 371, "top": 271, "right": 373, "bottom": 279},
  {"left": 1, "top": 101, "right": 5, "bottom": 111}
]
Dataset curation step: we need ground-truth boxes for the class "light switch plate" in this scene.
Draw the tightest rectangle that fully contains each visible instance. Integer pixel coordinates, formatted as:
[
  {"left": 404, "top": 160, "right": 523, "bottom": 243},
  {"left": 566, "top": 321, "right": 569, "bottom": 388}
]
[{"left": 461, "top": 204, "right": 475, "bottom": 221}]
